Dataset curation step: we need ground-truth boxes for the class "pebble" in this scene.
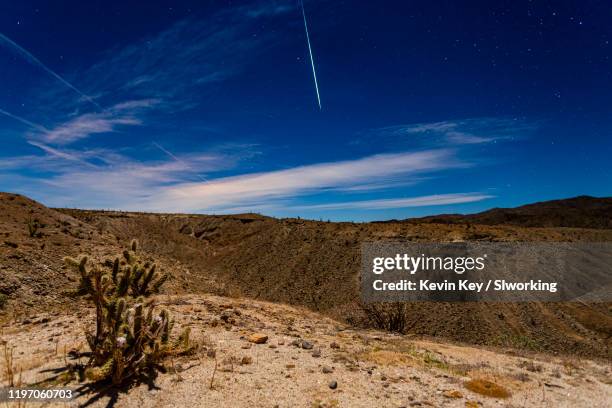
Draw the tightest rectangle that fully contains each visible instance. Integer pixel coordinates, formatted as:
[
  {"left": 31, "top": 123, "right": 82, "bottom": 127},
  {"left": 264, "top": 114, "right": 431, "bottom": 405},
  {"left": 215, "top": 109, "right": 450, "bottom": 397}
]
[
  {"left": 312, "top": 349, "right": 321, "bottom": 357},
  {"left": 301, "top": 340, "right": 314, "bottom": 350},
  {"left": 442, "top": 390, "right": 463, "bottom": 399},
  {"left": 322, "top": 366, "right": 333, "bottom": 374},
  {"left": 248, "top": 333, "right": 268, "bottom": 344},
  {"left": 328, "top": 380, "right": 338, "bottom": 390}
]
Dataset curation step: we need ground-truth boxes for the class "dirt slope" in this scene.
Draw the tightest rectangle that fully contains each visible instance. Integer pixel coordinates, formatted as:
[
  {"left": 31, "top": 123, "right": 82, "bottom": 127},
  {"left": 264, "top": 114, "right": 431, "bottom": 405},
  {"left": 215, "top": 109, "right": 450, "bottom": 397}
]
[
  {"left": 58, "top": 203, "right": 612, "bottom": 358},
  {"left": 1, "top": 192, "right": 611, "bottom": 358}
]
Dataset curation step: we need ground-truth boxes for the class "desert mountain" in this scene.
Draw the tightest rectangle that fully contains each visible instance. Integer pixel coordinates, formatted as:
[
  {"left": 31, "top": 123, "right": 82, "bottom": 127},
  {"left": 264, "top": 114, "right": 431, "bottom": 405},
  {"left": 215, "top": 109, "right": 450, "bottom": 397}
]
[
  {"left": 1, "top": 192, "right": 611, "bottom": 359},
  {"left": 408, "top": 195, "right": 612, "bottom": 229}
]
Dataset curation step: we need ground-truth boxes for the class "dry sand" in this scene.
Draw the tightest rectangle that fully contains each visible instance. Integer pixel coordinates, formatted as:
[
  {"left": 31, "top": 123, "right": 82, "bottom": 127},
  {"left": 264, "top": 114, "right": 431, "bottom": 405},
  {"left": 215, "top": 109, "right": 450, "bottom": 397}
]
[{"left": 2, "top": 294, "right": 610, "bottom": 407}]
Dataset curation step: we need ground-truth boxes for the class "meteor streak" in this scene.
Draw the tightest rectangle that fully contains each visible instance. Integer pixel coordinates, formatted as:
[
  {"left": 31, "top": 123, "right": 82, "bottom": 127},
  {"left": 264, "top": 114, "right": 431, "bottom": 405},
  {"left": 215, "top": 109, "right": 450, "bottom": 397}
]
[
  {"left": 299, "top": 0, "right": 321, "bottom": 110},
  {"left": 0, "top": 32, "right": 101, "bottom": 110}
]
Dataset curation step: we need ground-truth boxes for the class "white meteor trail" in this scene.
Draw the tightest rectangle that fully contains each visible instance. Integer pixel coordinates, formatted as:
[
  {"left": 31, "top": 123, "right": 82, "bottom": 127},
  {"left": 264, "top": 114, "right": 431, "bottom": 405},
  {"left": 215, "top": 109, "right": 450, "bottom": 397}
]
[
  {"left": 0, "top": 32, "right": 101, "bottom": 110},
  {"left": 299, "top": 0, "right": 321, "bottom": 110}
]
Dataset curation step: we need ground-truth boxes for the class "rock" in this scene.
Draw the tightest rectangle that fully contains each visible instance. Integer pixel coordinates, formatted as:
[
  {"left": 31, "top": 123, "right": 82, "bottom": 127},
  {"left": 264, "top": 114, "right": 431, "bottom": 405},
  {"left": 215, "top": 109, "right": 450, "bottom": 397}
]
[
  {"left": 220, "top": 310, "right": 235, "bottom": 324},
  {"left": 328, "top": 380, "right": 338, "bottom": 390},
  {"left": 206, "top": 349, "right": 216, "bottom": 358},
  {"left": 442, "top": 390, "right": 463, "bottom": 399},
  {"left": 248, "top": 333, "right": 268, "bottom": 344},
  {"left": 312, "top": 349, "right": 321, "bottom": 358},
  {"left": 301, "top": 340, "right": 314, "bottom": 350},
  {"left": 241, "top": 343, "right": 252, "bottom": 349},
  {"left": 290, "top": 339, "right": 301, "bottom": 347},
  {"left": 322, "top": 366, "right": 333, "bottom": 374},
  {"left": 330, "top": 341, "right": 340, "bottom": 349},
  {"left": 241, "top": 356, "right": 253, "bottom": 365}
]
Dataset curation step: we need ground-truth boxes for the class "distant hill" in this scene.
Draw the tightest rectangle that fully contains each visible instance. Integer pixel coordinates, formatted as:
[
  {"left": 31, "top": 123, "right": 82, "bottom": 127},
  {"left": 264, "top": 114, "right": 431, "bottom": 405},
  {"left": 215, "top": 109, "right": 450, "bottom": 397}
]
[
  {"left": 2, "top": 191, "right": 612, "bottom": 358},
  {"left": 407, "top": 196, "right": 612, "bottom": 229}
]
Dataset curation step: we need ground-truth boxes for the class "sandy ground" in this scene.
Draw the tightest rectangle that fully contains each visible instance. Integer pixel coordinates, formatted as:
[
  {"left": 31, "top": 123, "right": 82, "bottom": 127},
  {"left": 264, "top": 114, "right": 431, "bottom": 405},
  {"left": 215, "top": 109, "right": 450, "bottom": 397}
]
[{"left": 1, "top": 294, "right": 610, "bottom": 408}]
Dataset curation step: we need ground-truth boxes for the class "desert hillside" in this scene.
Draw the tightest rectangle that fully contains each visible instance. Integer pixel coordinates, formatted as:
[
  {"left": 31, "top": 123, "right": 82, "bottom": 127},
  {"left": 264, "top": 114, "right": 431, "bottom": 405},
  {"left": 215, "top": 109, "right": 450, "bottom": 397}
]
[
  {"left": 410, "top": 195, "right": 612, "bottom": 229},
  {"left": 1, "top": 192, "right": 611, "bottom": 359}
]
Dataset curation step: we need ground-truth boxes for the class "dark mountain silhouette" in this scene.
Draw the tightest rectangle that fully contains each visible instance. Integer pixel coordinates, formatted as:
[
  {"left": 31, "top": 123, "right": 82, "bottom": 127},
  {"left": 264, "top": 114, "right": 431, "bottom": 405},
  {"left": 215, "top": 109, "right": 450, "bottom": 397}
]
[{"left": 406, "top": 196, "right": 612, "bottom": 229}]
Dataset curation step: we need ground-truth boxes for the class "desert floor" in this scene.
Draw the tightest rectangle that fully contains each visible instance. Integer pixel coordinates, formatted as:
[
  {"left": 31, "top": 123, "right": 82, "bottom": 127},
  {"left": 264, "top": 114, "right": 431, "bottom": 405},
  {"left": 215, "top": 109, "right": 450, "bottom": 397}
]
[{"left": 2, "top": 294, "right": 610, "bottom": 408}]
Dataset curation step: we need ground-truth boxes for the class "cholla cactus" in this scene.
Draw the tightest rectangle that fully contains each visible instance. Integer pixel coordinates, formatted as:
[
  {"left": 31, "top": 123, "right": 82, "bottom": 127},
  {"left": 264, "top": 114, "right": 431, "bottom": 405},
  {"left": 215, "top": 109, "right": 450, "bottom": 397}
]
[{"left": 64, "top": 240, "right": 191, "bottom": 385}]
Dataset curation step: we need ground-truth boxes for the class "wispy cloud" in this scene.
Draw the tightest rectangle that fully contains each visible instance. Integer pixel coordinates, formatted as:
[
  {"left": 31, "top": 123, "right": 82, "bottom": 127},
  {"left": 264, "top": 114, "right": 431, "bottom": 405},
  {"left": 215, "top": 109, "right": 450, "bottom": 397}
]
[
  {"left": 27, "top": 141, "right": 99, "bottom": 168},
  {"left": 356, "top": 117, "right": 537, "bottom": 150},
  {"left": 6, "top": 3, "right": 291, "bottom": 146},
  {"left": 292, "top": 193, "right": 493, "bottom": 211},
  {"left": 28, "top": 99, "right": 159, "bottom": 145},
  {"left": 1, "top": 148, "right": 465, "bottom": 212},
  {"left": 240, "top": 0, "right": 295, "bottom": 18},
  {"left": 142, "top": 149, "right": 464, "bottom": 212},
  {"left": 0, "top": 32, "right": 100, "bottom": 109},
  {"left": 0, "top": 107, "right": 48, "bottom": 132}
]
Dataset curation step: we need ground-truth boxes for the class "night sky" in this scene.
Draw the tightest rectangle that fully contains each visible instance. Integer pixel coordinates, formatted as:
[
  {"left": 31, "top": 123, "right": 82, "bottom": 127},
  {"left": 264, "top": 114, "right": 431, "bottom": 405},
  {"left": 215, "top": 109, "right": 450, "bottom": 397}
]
[{"left": 0, "top": 0, "right": 611, "bottom": 221}]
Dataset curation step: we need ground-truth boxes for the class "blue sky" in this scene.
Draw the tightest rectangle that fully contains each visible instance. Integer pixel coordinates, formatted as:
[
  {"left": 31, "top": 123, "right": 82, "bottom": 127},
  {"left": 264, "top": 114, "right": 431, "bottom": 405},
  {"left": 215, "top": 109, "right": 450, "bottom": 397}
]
[{"left": 0, "top": 0, "right": 611, "bottom": 221}]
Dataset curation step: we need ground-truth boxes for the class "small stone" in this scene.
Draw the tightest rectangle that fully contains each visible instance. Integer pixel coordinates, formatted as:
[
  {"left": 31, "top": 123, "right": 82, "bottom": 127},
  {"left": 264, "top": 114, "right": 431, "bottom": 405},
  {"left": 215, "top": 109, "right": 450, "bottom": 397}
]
[
  {"left": 442, "top": 390, "right": 463, "bottom": 399},
  {"left": 241, "top": 343, "right": 252, "bottom": 349},
  {"left": 312, "top": 349, "right": 321, "bottom": 358},
  {"left": 248, "top": 333, "right": 268, "bottom": 344},
  {"left": 330, "top": 341, "right": 340, "bottom": 349},
  {"left": 286, "top": 364, "right": 295, "bottom": 369},
  {"left": 328, "top": 380, "right": 338, "bottom": 390},
  {"left": 206, "top": 349, "right": 216, "bottom": 358},
  {"left": 301, "top": 340, "right": 314, "bottom": 350},
  {"left": 241, "top": 356, "right": 253, "bottom": 365},
  {"left": 322, "top": 366, "right": 333, "bottom": 374}
]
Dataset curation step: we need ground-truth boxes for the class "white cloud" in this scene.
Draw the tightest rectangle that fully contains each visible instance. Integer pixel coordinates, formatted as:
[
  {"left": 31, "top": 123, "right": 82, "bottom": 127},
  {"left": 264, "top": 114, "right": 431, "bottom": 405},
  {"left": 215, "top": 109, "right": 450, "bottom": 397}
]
[
  {"left": 142, "top": 149, "right": 463, "bottom": 212},
  {"left": 360, "top": 117, "right": 537, "bottom": 149},
  {"left": 29, "top": 99, "right": 159, "bottom": 145},
  {"left": 291, "top": 193, "right": 494, "bottom": 211},
  {"left": 3, "top": 148, "right": 466, "bottom": 213}
]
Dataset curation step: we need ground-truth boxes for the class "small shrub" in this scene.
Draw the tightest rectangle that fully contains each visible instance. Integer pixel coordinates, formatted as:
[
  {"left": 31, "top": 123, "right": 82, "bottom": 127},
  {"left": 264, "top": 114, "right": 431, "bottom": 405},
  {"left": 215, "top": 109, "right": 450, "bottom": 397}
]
[
  {"left": 27, "top": 216, "right": 41, "bottom": 238},
  {"left": 64, "top": 239, "right": 192, "bottom": 385},
  {"left": 363, "top": 302, "right": 409, "bottom": 333}
]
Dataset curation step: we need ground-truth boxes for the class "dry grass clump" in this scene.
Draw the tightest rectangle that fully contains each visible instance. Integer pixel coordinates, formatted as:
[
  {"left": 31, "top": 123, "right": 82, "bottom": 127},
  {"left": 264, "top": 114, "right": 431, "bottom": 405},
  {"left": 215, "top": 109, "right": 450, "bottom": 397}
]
[
  {"left": 357, "top": 349, "right": 415, "bottom": 367},
  {"left": 464, "top": 378, "right": 511, "bottom": 398}
]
